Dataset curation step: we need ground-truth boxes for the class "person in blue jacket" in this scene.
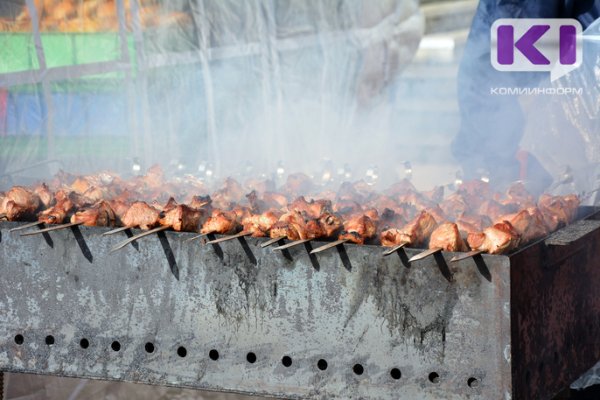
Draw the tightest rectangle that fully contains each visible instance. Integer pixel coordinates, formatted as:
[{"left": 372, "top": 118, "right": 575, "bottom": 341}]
[{"left": 453, "top": 0, "right": 599, "bottom": 193}]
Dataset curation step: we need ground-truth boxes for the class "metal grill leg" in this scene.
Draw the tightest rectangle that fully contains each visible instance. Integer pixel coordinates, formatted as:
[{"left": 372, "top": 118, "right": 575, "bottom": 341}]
[{"left": 0, "top": 372, "right": 4, "bottom": 400}]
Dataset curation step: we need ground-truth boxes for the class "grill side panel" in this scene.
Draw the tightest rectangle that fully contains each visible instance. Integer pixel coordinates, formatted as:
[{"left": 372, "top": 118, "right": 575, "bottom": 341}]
[{"left": 0, "top": 222, "right": 511, "bottom": 399}]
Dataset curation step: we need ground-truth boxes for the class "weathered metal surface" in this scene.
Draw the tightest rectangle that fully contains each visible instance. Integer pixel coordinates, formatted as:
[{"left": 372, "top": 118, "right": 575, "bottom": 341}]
[
  {"left": 0, "top": 221, "right": 512, "bottom": 399},
  {"left": 510, "top": 210, "right": 600, "bottom": 400}
]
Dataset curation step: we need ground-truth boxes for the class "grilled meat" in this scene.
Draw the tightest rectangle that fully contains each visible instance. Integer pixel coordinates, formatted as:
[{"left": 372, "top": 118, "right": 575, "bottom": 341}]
[
  {"left": 38, "top": 196, "right": 74, "bottom": 224},
  {"left": 456, "top": 214, "right": 492, "bottom": 235},
  {"left": 121, "top": 202, "right": 161, "bottom": 230},
  {"left": 201, "top": 210, "right": 240, "bottom": 235},
  {"left": 467, "top": 221, "right": 520, "bottom": 254},
  {"left": 159, "top": 204, "right": 205, "bottom": 232},
  {"left": 70, "top": 201, "right": 116, "bottom": 227},
  {"left": 429, "top": 222, "right": 468, "bottom": 252},
  {"left": 34, "top": 183, "right": 54, "bottom": 208},
  {"left": 189, "top": 195, "right": 212, "bottom": 210},
  {"left": 281, "top": 173, "right": 314, "bottom": 197},
  {"left": 242, "top": 210, "right": 283, "bottom": 237},
  {"left": 496, "top": 208, "right": 549, "bottom": 245},
  {"left": 339, "top": 214, "right": 377, "bottom": 245},
  {"left": 538, "top": 194, "right": 580, "bottom": 230},
  {"left": 0, "top": 186, "right": 41, "bottom": 221},
  {"left": 380, "top": 210, "right": 437, "bottom": 247},
  {"left": 289, "top": 196, "right": 332, "bottom": 219}
]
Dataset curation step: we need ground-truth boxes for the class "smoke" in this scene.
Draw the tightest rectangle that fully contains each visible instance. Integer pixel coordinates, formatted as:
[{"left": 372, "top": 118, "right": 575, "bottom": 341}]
[{"left": 0, "top": 0, "right": 439, "bottom": 191}]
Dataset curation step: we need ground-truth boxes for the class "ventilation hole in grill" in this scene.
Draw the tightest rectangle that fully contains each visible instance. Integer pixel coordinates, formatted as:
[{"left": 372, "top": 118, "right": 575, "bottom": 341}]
[
  {"left": 538, "top": 362, "right": 544, "bottom": 373},
  {"left": 317, "top": 359, "right": 328, "bottom": 371},
  {"left": 554, "top": 352, "right": 559, "bottom": 364},
  {"left": 246, "top": 352, "right": 257, "bottom": 364},
  {"left": 209, "top": 349, "right": 219, "bottom": 361},
  {"left": 467, "top": 377, "right": 479, "bottom": 388},
  {"left": 282, "top": 356, "right": 292, "bottom": 367},
  {"left": 353, "top": 364, "right": 364, "bottom": 375},
  {"left": 14, "top": 334, "right": 24, "bottom": 345},
  {"left": 79, "top": 338, "right": 89, "bottom": 349},
  {"left": 177, "top": 346, "right": 187, "bottom": 358},
  {"left": 111, "top": 341, "right": 121, "bottom": 352},
  {"left": 428, "top": 372, "right": 440, "bottom": 383},
  {"left": 145, "top": 342, "right": 155, "bottom": 354},
  {"left": 390, "top": 368, "right": 401, "bottom": 380},
  {"left": 525, "top": 370, "right": 531, "bottom": 384},
  {"left": 45, "top": 335, "right": 55, "bottom": 346}
]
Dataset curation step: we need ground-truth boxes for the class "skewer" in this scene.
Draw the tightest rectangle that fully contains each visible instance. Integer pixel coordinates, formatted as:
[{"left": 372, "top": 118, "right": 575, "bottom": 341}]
[
  {"left": 450, "top": 250, "right": 484, "bottom": 263},
  {"left": 204, "top": 231, "right": 252, "bottom": 245},
  {"left": 20, "top": 221, "right": 84, "bottom": 236},
  {"left": 272, "top": 238, "right": 311, "bottom": 251},
  {"left": 408, "top": 247, "right": 443, "bottom": 263},
  {"left": 102, "top": 226, "right": 130, "bottom": 236},
  {"left": 382, "top": 243, "right": 407, "bottom": 257},
  {"left": 9, "top": 221, "right": 44, "bottom": 233},
  {"left": 309, "top": 239, "right": 349, "bottom": 255},
  {"left": 184, "top": 233, "right": 208, "bottom": 243},
  {"left": 110, "top": 225, "right": 171, "bottom": 252},
  {"left": 260, "top": 236, "right": 285, "bottom": 248}
]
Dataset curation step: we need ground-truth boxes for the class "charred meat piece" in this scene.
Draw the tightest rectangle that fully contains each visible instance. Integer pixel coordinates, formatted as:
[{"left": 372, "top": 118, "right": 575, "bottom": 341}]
[
  {"left": 423, "top": 186, "right": 444, "bottom": 203},
  {"left": 38, "top": 196, "right": 74, "bottom": 224},
  {"left": 71, "top": 177, "right": 94, "bottom": 195},
  {"left": 378, "top": 208, "right": 406, "bottom": 233},
  {"left": 498, "top": 182, "right": 536, "bottom": 209},
  {"left": 82, "top": 186, "right": 108, "bottom": 203},
  {"left": 318, "top": 212, "right": 343, "bottom": 238},
  {"left": 121, "top": 202, "right": 161, "bottom": 230},
  {"left": 467, "top": 221, "right": 520, "bottom": 254},
  {"left": 538, "top": 194, "right": 580, "bottom": 229},
  {"left": 289, "top": 196, "right": 333, "bottom": 219},
  {"left": 70, "top": 201, "right": 116, "bottom": 227},
  {"left": 333, "top": 200, "right": 363, "bottom": 215},
  {"left": 242, "top": 210, "right": 283, "bottom": 237},
  {"left": 396, "top": 191, "right": 434, "bottom": 211},
  {"left": 135, "top": 164, "right": 165, "bottom": 189},
  {"left": 107, "top": 199, "right": 130, "bottom": 223},
  {"left": 189, "top": 195, "right": 212, "bottom": 210},
  {"left": 456, "top": 180, "right": 492, "bottom": 207},
  {"left": 201, "top": 210, "right": 240, "bottom": 235},
  {"left": 478, "top": 199, "right": 517, "bottom": 222},
  {"left": 0, "top": 186, "right": 41, "bottom": 221},
  {"left": 439, "top": 193, "right": 469, "bottom": 220},
  {"left": 159, "top": 204, "right": 205, "bottom": 232},
  {"left": 269, "top": 211, "right": 319, "bottom": 241},
  {"left": 429, "top": 222, "right": 468, "bottom": 252},
  {"left": 262, "top": 192, "right": 288, "bottom": 210},
  {"left": 246, "top": 190, "right": 268, "bottom": 213},
  {"left": 244, "top": 178, "right": 276, "bottom": 194},
  {"left": 339, "top": 214, "right": 377, "bottom": 245},
  {"left": 211, "top": 178, "right": 245, "bottom": 209},
  {"left": 385, "top": 179, "right": 418, "bottom": 196},
  {"left": 281, "top": 173, "right": 314, "bottom": 197},
  {"left": 456, "top": 214, "right": 492, "bottom": 236},
  {"left": 34, "top": 183, "right": 54, "bottom": 208},
  {"left": 380, "top": 210, "right": 437, "bottom": 247},
  {"left": 425, "top": 205, "right": 447, "bottom": 224},
  {"left": 496, "top": 208, "right": 549, "bottom": 244}
]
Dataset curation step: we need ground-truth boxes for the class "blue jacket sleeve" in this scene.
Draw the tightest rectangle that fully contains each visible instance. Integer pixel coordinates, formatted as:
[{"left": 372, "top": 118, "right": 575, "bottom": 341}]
[{"left": 452, "top": 0, "right": 597, "bottom": 183}]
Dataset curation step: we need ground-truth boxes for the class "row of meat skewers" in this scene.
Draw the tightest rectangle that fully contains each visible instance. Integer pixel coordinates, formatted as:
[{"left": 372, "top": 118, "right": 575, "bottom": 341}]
[{"left": 0, "top": 166, "right": 580, "bottom": 260}]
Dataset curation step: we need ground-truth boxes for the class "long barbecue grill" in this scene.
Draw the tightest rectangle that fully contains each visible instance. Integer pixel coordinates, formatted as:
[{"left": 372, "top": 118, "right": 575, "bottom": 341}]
[{"left": 1, "top": 205, "right": 600, "bottom": 399}]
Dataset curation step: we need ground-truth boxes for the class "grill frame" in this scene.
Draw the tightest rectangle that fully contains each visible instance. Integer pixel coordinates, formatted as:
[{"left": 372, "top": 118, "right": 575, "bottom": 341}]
[{"left": 0, "top": 207, "right": 598, "bottom": 399}]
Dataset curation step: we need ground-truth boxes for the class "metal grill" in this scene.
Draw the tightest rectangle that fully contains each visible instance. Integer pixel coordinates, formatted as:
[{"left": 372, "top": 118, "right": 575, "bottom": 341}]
[{"left": 0, "top": 208, "right": 599, "bottom": 399}]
